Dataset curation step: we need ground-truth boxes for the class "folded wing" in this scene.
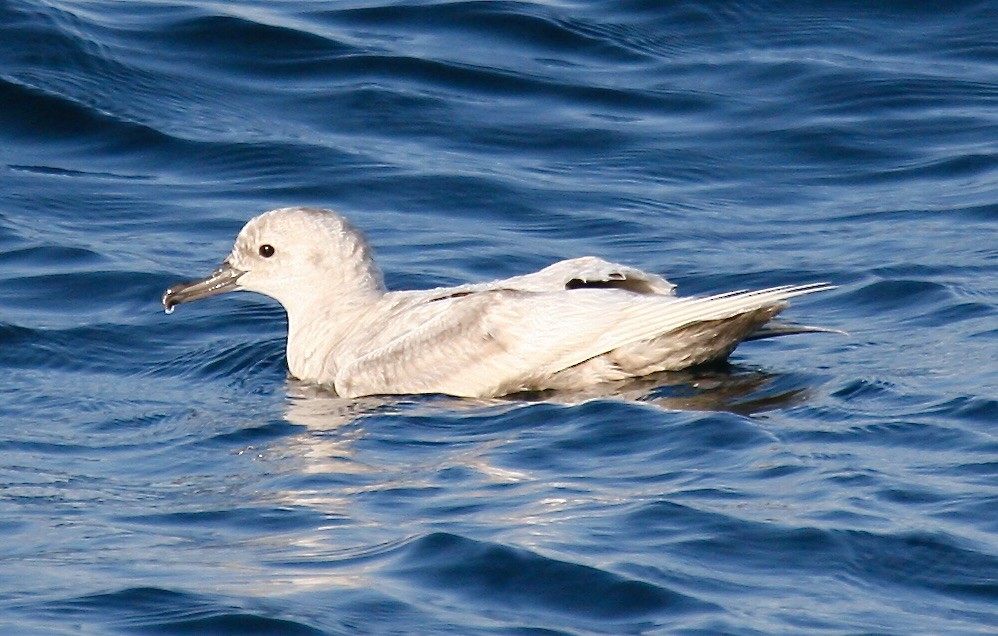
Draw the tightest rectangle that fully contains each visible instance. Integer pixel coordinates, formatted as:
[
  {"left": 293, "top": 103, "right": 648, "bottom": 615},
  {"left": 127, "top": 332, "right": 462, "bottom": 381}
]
[{"left": 334, "top": 283, "right": 831, "bottom": 398}]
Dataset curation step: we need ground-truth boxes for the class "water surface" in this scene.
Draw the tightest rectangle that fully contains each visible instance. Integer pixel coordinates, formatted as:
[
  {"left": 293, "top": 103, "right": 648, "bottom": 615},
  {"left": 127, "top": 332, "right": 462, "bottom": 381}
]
[{"left": 1, "top": 1, "right": 996, "bottom": 634}]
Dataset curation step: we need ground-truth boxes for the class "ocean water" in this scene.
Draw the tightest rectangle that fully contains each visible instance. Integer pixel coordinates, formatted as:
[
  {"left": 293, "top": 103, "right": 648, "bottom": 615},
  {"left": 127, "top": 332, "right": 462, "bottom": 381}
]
[{"left": 1, "top": 0, "right": 996, "bottom": 633}]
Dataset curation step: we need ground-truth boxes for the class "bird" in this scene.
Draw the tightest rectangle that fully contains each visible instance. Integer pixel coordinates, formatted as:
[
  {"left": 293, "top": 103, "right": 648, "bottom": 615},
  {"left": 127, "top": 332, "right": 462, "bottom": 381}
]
[{"left": 163, "top": 207, "right": 835, "bottom": 398}]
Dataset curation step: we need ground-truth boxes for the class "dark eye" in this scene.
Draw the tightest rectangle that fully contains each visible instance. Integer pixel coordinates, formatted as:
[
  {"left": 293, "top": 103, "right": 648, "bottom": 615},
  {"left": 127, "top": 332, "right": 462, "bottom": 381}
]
[{"left": 259, "top": 244, "right": 275, "bottom": 258}]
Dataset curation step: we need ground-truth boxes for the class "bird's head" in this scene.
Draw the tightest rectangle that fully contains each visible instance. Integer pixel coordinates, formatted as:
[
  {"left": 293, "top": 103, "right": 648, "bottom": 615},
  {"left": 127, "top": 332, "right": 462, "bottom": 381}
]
[{"left": 162, "top": 207, "right": 385, "bottom": 314}]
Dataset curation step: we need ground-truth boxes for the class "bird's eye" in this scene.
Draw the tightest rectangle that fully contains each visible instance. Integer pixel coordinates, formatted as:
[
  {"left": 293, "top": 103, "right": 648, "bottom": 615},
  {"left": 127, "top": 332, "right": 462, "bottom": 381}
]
[{"left": 259, "top": 244, "right": 275, "bottom": 258}]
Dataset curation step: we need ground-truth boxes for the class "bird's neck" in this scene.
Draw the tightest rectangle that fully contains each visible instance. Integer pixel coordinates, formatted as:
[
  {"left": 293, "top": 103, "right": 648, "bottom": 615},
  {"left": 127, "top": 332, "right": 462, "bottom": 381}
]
[{"left": 284, "top": 285, "right": 383, "bottom": 387}]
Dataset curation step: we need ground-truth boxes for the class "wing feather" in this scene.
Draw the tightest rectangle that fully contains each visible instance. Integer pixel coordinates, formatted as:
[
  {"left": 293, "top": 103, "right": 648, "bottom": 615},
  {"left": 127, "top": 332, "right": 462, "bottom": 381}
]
[
  {"left": 334, "top": 283, "right": 832, "bottom": 398},
  {"left": 544, "top": 283, "right": 833, "bottom": 372}
]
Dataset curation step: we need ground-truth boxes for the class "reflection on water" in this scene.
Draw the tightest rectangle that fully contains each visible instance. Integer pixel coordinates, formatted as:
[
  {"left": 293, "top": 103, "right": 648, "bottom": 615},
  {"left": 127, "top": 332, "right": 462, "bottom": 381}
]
[
  {"left": 282, "top": 380, "right": 534, "bottom": 485},
  {"left": 283, "top": 364, "right": 811, "bottom": 431},
  {"left": 276, "top": 365, "right": 812, "bottom": 503},
  {"left": 511, "top": 365, "right": 811, "bottom": 414},
  {"left": 267, "top": 365, "right": 817, "bottom": 597},
  {"left": 284, "top": 380, "right": 405, "bottom": 429}
]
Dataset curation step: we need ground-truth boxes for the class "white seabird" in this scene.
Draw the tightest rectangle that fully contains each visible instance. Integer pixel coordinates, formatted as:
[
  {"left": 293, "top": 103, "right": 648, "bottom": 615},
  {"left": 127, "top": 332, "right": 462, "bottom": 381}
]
[{"left": 163, "top": 207, "right": 835, "bottom": 398}]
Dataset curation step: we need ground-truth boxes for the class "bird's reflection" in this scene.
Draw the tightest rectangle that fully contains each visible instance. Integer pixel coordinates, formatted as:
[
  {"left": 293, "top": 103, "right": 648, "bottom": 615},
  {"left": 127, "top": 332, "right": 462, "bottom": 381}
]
[
  {"left": 272, "top": 365, "right": 813, "bottom": 512},
  {"left": 282, "top": 363, "right": 811, "bottom": 430},
  {"left": 253, "top": 365, "right": 816, "bottom": 593},
  {"left": 523, "top": 364, "right": 811, "bottom": 414}
]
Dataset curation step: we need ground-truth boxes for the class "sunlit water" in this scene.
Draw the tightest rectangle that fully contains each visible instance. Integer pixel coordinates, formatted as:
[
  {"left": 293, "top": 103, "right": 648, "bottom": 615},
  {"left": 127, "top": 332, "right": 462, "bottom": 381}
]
[{"left": 1, "top": 1, "right": 996, "bottom": 634}]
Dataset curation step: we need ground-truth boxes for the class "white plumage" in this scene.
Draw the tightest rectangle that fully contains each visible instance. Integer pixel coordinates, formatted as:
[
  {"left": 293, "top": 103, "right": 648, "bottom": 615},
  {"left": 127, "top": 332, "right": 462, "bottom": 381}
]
[{"left": 163, "top": 207, "right": 834, "bottom": 398}]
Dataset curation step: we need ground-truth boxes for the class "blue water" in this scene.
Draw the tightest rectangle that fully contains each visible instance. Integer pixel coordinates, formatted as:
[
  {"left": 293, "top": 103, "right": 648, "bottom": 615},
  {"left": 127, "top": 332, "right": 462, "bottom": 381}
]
[{"left": 1, "top": 0, "right": 996, "bottom": 633}]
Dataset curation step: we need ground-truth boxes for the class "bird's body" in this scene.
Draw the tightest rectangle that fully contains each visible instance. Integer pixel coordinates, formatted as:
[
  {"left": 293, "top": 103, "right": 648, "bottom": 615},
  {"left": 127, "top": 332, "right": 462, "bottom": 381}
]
[{"left": 163, "top": 207, "right": 834, "bottom": 398}]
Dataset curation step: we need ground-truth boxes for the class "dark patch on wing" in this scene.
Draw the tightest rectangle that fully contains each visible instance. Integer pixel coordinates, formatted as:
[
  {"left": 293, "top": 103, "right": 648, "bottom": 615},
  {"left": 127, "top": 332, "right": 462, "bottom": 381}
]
[
  {"left": 565, "top": 277, "right": 656, "bottom": 294},
  {"left": 427, "top": 290, "right": 474, "bottom": 303}
]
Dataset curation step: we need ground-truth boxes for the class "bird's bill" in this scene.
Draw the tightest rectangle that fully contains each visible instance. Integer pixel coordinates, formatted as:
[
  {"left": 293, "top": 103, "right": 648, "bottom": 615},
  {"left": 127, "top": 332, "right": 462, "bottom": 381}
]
[{"left": 162, "top": 261, "right": 244, "bottom": 313}]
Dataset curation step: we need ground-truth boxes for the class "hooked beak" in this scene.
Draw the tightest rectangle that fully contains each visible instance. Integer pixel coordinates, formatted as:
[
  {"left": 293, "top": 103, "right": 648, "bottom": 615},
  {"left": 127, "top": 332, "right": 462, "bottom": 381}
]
[{"left": 162, "top": 261, "right": 244, "bottom": 313}]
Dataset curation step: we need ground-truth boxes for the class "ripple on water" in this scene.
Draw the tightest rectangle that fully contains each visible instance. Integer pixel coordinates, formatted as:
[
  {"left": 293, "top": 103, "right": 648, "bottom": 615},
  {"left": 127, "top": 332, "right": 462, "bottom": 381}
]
[
  {"left": 38, "top": 587, "right": 325, "bottom": 635},
  {"left": 388, "top": 532, "right": 716, "bottom": 623}
]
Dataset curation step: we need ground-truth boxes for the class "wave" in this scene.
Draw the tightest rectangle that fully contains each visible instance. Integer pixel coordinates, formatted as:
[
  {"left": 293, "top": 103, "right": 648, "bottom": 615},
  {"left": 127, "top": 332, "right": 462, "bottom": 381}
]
[{"left": 39, "top": 587, "right": 324, "bottom": 635}]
